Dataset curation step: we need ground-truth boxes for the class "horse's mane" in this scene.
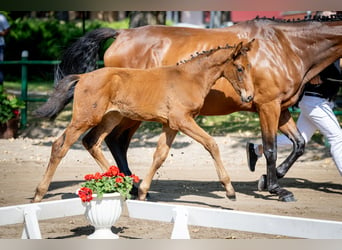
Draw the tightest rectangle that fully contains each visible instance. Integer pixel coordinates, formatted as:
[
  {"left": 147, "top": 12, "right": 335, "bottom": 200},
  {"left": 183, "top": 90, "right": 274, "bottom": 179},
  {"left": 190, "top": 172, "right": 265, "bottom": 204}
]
[
  {"left": 253, "top": 14, "right": 342, "bottom": 24},
  {"left": 176, "top": 44, "right": 235, "bottom": 65}
]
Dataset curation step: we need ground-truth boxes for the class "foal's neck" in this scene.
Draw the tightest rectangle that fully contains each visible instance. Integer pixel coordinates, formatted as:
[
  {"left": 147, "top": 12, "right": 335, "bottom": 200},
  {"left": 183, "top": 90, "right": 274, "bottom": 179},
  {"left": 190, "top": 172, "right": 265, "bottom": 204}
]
[{"left": 180, "top": 47, "right": 232, "bottom": 89}]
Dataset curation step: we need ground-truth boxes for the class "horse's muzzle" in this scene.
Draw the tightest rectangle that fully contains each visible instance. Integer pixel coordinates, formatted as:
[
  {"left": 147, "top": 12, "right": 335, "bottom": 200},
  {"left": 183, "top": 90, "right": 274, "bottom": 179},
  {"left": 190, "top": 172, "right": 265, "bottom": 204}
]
[{"left": 241, "top": 95, "right": 254, "bottom": 103}]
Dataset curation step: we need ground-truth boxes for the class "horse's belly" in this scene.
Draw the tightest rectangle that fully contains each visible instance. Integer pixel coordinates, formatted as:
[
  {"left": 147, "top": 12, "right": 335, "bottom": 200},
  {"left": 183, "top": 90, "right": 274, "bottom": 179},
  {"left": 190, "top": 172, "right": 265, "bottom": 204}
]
[{"left": 116, "top": 106, "right": 167, "bottom": 124}]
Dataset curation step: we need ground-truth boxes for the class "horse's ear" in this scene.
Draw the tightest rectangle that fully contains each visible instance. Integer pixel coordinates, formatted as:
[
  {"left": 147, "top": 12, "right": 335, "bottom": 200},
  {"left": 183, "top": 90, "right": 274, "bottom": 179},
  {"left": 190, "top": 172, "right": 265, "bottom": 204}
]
[
  {"left": 232, "top": 41, "right": 243, "bottom": 59},
  {"left": 240, "top": 39, "right": 255, "bottom": 54},
  {"left": 246, "top": 38, "right": 255, "bottom": 50}
]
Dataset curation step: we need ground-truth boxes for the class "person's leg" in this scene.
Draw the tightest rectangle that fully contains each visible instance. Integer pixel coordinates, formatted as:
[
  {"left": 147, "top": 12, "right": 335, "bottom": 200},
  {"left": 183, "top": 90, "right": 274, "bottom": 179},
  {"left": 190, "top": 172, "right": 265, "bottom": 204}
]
[
  {"left": 291, "top": 97, "right": 318, "bottom": 143},
  {"left": 301, "top": 97, "right": 342, "bottom": 175},
  {"left": 274, "top": 96, "right": 318, "bottom": 149}
]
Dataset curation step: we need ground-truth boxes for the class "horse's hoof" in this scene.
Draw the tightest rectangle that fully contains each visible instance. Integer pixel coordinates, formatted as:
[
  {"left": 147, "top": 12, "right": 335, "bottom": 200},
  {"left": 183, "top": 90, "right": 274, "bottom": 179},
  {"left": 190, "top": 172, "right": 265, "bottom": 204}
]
[
  {"left": 227, "top": 193, "right": 237, "bottom": 201},
  {"left": 129, "top": 187, "right": 138, "bottom": 200},
  {"left": 257, "top": 175, "right": 267, "bottom": 191},
  {"left": 32, "top": 194, "right": 42, "bottom": 203},
  {"left": 136, "top": 195, "right": 147, "bottom": 201},
  {"left": 130, "top": 186, "right": 151, "bottom": 200},
  {"left": 130, "top": 186, "right": 139, "bottom": 196},
  {"left": 275, "top": 188, "right": 296, "bottom": 202},
  {"left": 278, "top": 192, "right": 296, "bottom": 202},
  {"left": 137, "top": 189, "right": 148, "bottom": 201}
]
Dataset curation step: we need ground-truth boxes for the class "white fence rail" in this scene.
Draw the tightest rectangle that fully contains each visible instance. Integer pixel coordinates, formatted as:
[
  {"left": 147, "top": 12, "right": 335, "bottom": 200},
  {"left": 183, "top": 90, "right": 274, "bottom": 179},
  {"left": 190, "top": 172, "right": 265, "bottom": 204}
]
[
  {"left": 126, "top": 200, "right": 342, "bottom": 239},
  {"left": 0, "top": 198, "right": 85, "bottom": 239},
  {"left": 1, "top": 198, "right": 342, "bottom": 239}
]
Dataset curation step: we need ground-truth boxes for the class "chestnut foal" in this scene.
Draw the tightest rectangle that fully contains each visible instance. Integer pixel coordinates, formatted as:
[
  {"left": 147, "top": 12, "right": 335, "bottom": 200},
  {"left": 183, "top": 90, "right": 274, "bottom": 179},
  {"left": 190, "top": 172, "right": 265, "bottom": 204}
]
[{"left": 33, "top": 40, "right": 254, "bottom": 202}]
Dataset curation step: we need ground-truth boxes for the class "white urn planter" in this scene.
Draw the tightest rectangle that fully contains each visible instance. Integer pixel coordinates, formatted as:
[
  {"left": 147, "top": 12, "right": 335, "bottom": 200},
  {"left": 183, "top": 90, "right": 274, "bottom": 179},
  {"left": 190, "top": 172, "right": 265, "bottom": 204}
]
[{"left": 83, "top": 192, "right": 123, "bottom": 239}]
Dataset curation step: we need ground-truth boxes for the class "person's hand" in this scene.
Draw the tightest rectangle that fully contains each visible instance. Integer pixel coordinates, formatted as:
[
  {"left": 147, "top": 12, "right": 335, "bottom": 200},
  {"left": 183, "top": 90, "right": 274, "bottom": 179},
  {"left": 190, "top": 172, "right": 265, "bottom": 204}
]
[{"left": 309, "top": 75, "right": 323, "bottom": 85}]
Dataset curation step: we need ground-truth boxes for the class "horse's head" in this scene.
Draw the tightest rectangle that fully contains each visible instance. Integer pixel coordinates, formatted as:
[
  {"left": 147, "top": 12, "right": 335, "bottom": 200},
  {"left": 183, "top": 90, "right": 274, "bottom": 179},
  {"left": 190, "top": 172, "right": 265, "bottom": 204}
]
[{"left": 223, "top": 39, "right": 255, "bottom": 103}]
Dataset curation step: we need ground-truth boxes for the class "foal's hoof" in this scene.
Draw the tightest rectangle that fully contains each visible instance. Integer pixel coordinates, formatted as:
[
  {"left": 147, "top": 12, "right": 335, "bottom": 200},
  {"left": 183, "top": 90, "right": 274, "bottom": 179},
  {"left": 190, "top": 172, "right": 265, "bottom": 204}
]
[
  {"left": 225, "top": 184, "right": 236, "bottom": 201},
  {"left": 130, "top": 186, "right": 151, "bottom": 200},
  {"left": 226, "top": 193, "right": 237, "bottom": 201},
  {"left": 257, "top": 175, "right": 267, "bottom": 191},
  {"left": 32, "top": 193, "right": 43, "bottom": 203}
]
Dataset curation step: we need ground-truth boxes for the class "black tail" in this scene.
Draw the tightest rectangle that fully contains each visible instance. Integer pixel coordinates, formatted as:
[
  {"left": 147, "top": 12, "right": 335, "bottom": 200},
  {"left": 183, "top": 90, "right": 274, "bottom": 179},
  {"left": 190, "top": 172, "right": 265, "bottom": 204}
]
[
  {"left": 34, "top": 75, "right": 80, "bottom": 119},
  {"left": 46, "top": 28, "right": 118, "bottom": 118},
  {"left": 55, "top": 28, "right": 117, "bottom": 81}
]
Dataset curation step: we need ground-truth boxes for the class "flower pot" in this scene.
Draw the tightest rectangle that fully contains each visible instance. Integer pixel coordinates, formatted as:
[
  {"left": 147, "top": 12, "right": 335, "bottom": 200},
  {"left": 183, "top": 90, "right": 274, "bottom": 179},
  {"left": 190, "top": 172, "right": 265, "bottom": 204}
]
[
  {"left": 83, "top": 192, "right": 123, "bottom": 239},
  {"left": 0, "top": 116, "right": 19, "bottom": 139}
]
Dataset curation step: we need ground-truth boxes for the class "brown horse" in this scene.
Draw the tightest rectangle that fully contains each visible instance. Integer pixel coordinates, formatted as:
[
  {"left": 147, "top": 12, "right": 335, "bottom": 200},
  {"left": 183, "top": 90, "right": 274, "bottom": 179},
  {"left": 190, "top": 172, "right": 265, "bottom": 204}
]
[
  {"left": 33, "top": 41, "right": 255, "bottom": 202},
  {"left": 51, "top": 15, "right": 342, "bottom": 202}
]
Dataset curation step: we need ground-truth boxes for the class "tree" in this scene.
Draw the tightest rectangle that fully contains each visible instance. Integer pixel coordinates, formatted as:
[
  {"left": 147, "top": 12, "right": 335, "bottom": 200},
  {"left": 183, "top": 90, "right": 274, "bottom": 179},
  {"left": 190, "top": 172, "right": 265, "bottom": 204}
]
[{"left": 129, "top": 11, "right": 166, "bottom": 28}]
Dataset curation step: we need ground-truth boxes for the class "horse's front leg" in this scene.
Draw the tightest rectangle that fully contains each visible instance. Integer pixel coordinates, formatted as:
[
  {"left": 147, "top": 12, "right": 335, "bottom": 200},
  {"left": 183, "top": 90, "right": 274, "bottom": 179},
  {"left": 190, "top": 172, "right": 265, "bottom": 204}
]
[
  {"left": 177, "top": 116, "right": 236, "bottom": 200},
  {"left": 257, "top": 110, "right": 306, "bottom": 191},
  {"left": 258, "top": 105, "right": 295, "bottom": 202}
]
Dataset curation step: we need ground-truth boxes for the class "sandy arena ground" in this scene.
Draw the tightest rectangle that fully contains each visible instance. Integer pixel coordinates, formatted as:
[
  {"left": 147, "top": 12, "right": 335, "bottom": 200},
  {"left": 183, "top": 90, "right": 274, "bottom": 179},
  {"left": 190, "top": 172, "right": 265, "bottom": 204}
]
[{"left": 0, "top": 120, "right": 341, "bottom": 239}]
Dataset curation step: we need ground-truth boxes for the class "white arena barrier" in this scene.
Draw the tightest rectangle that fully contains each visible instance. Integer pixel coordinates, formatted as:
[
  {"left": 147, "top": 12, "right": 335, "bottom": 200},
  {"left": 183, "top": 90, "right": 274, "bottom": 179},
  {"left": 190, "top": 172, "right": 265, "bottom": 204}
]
[
  {"left": 0, "top": 198, "right": 85, "bottom": 239},
  {"left": 0, "top": 198, "right": 342, "bottom": 239},
  {"left": 126, "top": 200, "right": 342, "bottom": 239}
]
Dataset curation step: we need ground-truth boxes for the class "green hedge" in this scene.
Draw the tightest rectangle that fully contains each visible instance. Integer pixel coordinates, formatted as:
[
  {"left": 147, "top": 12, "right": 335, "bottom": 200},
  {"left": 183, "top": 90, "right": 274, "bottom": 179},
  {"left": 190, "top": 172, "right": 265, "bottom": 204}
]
[{"left": 3, "top": 17, "right": 129, "bottom": 81}]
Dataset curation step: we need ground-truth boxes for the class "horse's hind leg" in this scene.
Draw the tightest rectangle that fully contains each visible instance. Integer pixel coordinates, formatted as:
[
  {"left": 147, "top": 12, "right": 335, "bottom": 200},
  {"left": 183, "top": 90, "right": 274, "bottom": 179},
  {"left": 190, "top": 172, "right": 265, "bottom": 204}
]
[
  {"left": 138, "top": 124, "right": 178, "bottom": 200},
  {"left": 105, "top": 119, "right": 142, "bottom": 196},
  {"left": 105, "top": 118, "right": 142, "bottom": 176},
  {"left": 82, "top": 112, "right": 123, "bottom": 172},
  {"left": 33, "top": 124, "right": 90, "bottom": 202},
  {"left": 177, "top": 116, "right": 236, "bottom": 200}
]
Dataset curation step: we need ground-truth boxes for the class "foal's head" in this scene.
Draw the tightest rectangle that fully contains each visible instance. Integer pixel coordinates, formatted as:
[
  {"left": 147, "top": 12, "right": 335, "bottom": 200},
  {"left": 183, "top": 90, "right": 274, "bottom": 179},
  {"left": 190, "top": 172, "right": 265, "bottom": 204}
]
[{"left": 223, "top": 39, "right": 255, "bottom": 103}]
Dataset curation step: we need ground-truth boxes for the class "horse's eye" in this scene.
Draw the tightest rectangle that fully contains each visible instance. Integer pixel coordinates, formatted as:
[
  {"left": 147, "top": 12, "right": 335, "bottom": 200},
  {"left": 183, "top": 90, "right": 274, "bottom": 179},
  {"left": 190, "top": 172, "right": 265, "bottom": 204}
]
[{"left": 237, "top": 66, "right": 244, "bottom": 73}]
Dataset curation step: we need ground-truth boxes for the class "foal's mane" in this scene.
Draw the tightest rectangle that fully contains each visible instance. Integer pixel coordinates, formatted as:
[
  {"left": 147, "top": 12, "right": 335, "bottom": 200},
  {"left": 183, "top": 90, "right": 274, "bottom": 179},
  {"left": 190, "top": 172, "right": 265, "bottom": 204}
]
[
  {"left": 176, "top": 44, "right": 235, "bottom": 66},
  {"left": 253, "top": 14, "right": 342, "bottom": 24}
]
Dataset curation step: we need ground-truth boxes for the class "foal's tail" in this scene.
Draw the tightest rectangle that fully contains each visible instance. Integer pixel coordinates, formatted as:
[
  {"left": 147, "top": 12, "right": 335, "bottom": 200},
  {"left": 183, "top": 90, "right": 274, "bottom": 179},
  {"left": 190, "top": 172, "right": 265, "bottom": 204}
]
[{"left": 34, "top": 75, "right": 80, "bottom": 119}]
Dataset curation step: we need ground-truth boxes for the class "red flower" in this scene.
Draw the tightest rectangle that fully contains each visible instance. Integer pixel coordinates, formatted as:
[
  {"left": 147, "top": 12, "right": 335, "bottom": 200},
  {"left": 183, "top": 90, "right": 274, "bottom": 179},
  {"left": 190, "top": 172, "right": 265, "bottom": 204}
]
[
  {"left": 84, "top": 174, "right": 94, "bottom": 180},
  {"left": 104, "top": 165, "right": 120, "bottom": 177},
  {"left": 131, "top": 174, "right": 140, "bottom": 183},
  {"left": 115, "top": 177, "right": 123, "bottom": 183},
  {"left": 78, "top": 167, "right": 140, "bottom": 200},
  {"left": 94, "top": 172, "right": 102, "bottom": 180},
  {"left": 78, "top": 187, "right": 93, "bottom": 202},
  {"left": 12, "top": 109, "right": 20, "bottom": 116}
]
